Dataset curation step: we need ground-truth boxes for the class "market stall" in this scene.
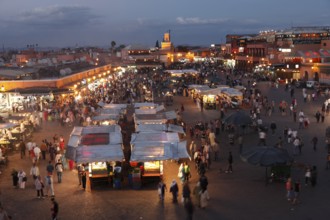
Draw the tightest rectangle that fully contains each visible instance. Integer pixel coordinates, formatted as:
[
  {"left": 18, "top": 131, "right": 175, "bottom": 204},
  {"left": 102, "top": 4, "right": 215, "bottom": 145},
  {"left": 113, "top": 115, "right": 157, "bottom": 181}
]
[
  {"left": 91, "top": 114, "right": 120, "bottom": 125},
  {"left": 130, "top": 131, "right": 190, "bottom": 179},
  {"left": 135, "top": 124, "right": 185, "bottom": 134},
  {"left": 97, "top": 108, "right": 126, "bottom": 115},
  {"left": 134, "top": 105, "right": 165, "bottom": 115},
  {"left": 0, "top": 122, "right": 18, "bottom": 152},
  {"left": 188, "top": 85, "right": 211, "bottom": 100},
  {"left": 219, "top": 88, "right": 243, "bottom": 108},
  {"left": 65, "top": 125, "right": 124, "bottom": 189},
  {"left": 102, "top": 103, "right": 128, "bottom": 109},
  {"left": 133, "top": 111, "right": 177, "bottom": 125},
  {"left": 133, "top": 102, "right": 159, "bottom": 109}
]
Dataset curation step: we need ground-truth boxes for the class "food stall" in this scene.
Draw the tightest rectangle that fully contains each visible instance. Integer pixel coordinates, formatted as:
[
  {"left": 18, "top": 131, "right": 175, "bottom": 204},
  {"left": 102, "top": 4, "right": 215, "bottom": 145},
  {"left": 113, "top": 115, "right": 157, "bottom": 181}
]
[
  {"left": 134, "top": 102, "right": 159, "bottom": 109},
  {"left": 65, "top": 125, "right": 124, "bottom": 189},
  {"left": 134, "top": 105, "right": 165, "bottom": 115},
  {"left": 102, "top": 103, "right": 128, "bottom": 110},
  {"left": 0, "top": 123, "right": 18, "bottom": 152},
  {"left": 130, "top": 132, "right": 190, "bottom": 180},
  {"left": 135, "top": 124, "right": 185, "bottom": 134},
  {"left": 188, "top": 85, "right": 211, "bottom": 100},
  {"left": 97, "top": 108, "right": 126, "bottom": 115},
  {"left": 219, "top": 88, "right": 243, "bottom": 108},
  {"left": 91, "top": 114, "right": 120, "bottom": 125},
  {"left": 133, "top": 111, "right": 177, "bottom": 126}
]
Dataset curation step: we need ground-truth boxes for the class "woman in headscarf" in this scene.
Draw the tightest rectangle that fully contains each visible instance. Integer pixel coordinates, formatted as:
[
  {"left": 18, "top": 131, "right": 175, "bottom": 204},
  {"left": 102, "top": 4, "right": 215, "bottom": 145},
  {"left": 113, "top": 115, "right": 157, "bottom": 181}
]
[{"left": 169, "top": 179, "right": 179, "bottom": 203}]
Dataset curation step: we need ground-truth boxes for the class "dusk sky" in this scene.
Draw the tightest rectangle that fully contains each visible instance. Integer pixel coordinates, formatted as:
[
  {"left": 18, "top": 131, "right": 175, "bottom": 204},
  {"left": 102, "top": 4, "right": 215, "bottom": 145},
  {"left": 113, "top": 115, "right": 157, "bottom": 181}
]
[{"left": 0, "top": 0, "right": 329, "bottom": 48}]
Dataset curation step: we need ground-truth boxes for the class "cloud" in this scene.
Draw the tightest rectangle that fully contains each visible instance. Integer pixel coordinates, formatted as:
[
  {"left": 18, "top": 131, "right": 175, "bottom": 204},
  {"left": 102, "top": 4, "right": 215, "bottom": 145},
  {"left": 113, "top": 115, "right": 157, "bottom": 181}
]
[
  {"left": 9, "top": 5, "right": 99, "bottom": 28},
  {"left": 176, "top": 17, "right": 229, "bottom": 25}
]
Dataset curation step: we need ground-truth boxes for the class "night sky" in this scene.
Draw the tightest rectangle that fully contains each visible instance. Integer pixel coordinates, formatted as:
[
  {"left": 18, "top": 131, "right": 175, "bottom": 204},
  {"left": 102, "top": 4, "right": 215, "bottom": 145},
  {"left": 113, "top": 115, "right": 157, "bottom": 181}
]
[{"left": 0, "top": 0, "right": 329, "bottom": 48}]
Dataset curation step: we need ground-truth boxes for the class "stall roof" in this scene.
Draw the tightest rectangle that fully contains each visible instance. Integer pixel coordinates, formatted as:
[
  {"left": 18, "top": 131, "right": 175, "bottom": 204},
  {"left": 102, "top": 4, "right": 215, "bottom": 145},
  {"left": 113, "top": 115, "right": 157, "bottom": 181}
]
[
  {"left": 221, "top": 88, "right": 243, "bottom": 96},
  {"left": 130, "top": 141, "right": 190, "bottom": 161},
  {"left": 134, "top": 102, "right": 158, "bottom": 108},
  {"left": 188, "top": 84, "right": 210, "bottom": 89},
  {"left": 199, "top": 87, "right": 228, "bottom": 96},
  {"left": 135, "top": 105, "right": 165, "bottom": 114},
  {"left": 102, "top": 103, "right": 128, "bottom": 109},
  {"left": 165, "top": 69, "right": 199, "bottom": 75},
  {"left": 92, "top": 114, "right": 120, "bottom": 121},
  {"left": 97, "top": 108, "right": 125, "bottom": 115},
  {"left": 65, "top": 125, "right": 124, "bottom": 163},
  {"left": 134, "top": 111, "right": 177, "bottom": 123},
  {"left": 136, "top": 124, "right": 185, "bottom": 134},
  {"left": 0, "top": 123, "right": 17, "bottom": 129},
  {"left": 131, "top": 132, "right": 180, "bottom": 143},
  {"left": 68, "top": 125, "right": 122, "bottom": 147},
  {"left": 75, "top": 145, "right": 124, "bottom": 163}
]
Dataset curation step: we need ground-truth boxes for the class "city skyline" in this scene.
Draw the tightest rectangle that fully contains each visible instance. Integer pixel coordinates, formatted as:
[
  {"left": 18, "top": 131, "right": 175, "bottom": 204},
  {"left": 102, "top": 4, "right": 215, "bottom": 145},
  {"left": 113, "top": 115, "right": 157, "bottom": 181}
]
[{"left": 0, "top": 0, "right": 329, "bottom": 48}]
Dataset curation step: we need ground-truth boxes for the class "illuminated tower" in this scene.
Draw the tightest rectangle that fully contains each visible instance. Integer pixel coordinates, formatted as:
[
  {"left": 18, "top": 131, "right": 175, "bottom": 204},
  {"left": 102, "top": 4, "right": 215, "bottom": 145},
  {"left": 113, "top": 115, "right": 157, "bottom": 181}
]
[{"left": 161, "top": 31, "right": 174, "bottom": 51}]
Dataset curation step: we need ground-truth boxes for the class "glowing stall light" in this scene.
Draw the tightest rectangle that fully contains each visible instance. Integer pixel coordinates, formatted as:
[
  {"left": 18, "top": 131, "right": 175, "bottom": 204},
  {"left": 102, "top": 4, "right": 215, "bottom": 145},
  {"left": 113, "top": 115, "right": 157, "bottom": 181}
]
[
  {"left": 117, "top": 71, "right": 123, "bottom": 77},
  {"left": 75, "top": 94, "right": 82, "bottom": 101}
]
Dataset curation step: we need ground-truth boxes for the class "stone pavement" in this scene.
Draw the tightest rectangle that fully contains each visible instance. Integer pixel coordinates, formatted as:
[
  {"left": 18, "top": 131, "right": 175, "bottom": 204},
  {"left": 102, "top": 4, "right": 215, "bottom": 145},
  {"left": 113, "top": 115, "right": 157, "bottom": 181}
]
[{"left": 0, "top": 81, "right": 329, "bottom": 220}]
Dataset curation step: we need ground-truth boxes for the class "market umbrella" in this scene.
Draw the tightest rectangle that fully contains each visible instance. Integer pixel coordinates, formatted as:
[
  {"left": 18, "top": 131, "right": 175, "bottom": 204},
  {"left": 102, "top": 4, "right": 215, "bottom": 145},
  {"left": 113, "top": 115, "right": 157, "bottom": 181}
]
[
  {"left": 240, "top": 146, "right": 293, "bottom": 185},
  {"left": 223, "top": 110, "right": 252, "bottom": 126}
]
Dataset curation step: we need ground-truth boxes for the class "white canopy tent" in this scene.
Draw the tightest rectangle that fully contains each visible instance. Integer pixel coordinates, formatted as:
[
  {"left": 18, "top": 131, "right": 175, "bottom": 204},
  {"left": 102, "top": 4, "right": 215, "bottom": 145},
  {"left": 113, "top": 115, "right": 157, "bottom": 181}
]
[
  {"left": 130, "top": 132, "right": 190, "bottom": 161},
  {"left": 134, "top": 105, "right": 165, "bottom": 115},
  {"left": 102, "top": 103, "right": 128, "bottom": 109},
  {"left": 133, "top": 111, "right": 177, "bottom": 125},
  {"left": 65, "top": 125, "right": 124, "bottom": 163},
  {"left": 130, "top": 141, "right": 189, "bottom": 162},
  {"left": 134, "top": 102, "right": 158, "bottom": 108},
  {"left": 136, "top": 124, "right": 185, "bottom": 134},
  {"left": 97, "top": 108, "right": 125, "bottom": 115},
  {"left": 131, "top": 132, "right": 180, "bottom": 143}
]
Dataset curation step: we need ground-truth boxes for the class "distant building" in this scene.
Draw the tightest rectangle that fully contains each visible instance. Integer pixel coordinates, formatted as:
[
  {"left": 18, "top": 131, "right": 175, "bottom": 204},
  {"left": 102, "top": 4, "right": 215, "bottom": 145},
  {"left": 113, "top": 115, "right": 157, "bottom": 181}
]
[{"left": 226, "top": 26, "right": 330, "bottom": 83}]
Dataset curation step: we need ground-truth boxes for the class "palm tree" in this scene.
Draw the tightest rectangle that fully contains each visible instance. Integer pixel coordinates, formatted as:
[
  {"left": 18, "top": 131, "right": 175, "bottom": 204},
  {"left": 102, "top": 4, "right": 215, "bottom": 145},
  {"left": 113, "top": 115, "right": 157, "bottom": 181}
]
[{"left": 111, "top": 41, "right": 116, "bottom": 54}]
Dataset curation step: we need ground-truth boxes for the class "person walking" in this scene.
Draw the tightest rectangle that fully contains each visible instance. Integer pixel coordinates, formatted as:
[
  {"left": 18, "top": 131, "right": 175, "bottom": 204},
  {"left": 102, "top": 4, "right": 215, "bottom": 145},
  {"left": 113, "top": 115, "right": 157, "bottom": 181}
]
[
  {"left": 311, "top": 136, "right": 318, "bottom": 152},
  {"left": 158, "top": 180, "right": 167, "bottom": 202},
  {"left": 55, "top": 159, "right": 64, "bottom": 183},
  {"left": 46, "top": 161, "right": 54, "bottom": 176},
  {"left": 40, "top": 140, "right": 47, "bottom": 160},
  {"left": 226, "top": 152, "right": 233, "bottom": 173},
  {"left": 77, "top": 164, "right": 84, "bottom": 185},
  {"left": 199, "top": 188, "right": 210, "bottom": 209},
  {"left": 30, "top": 163, "right": 40, "bottom": 180},
  {"left": 169, "top": 180, "right": 178, "bottom": 203},
  {"left": 44, "top": 175, "right": 55, "bottom": 197},
  {"left": 81, "top": 169, "right": 87, "bottom": 190},
  {"left": 311, "top": 166, "right": 318, "bottom": 187},
  {"left": 11, "top": 169, "right": 19, "bottom": 188},
  {"left": 34, "top": 176, "right": 45, "bottom": 199},
  {"left": 292, "top": 180, "right": 301, "bottom": 205},
  {"left": 182, "top": 182, "right": 191, "bottom": 204},
  {"left": 184, "top": 198, "right": 194, "bottom": 220},
  {"left": 305, "top": 167, "right": 311, "bottom": 186},
  {"left": 51, "top": 198, "right": 59, "bottom": 220},
  {"left": 199, "top": 174, "right": 209, "bottom": 191},
  {"left": 286, "top": 177, "right": 293, "bottom": 202},
  {"left": 270, "top": 121, "right": 277, "bottom": 135},
  {"left": 17, "top": 169, "right": 27, "bottom": 189},
  {"left": 193, "top": 182, "right": 201, "bottom": 207},
  {"left": 183, "top": 162, "right": 191, "bottom": 182},
  {"left": 238, "top": 135, "right": 243, "bottom": 154},
  {"left": 258, "top": 130, "right": 267, "bottom": 146},
  {"left": 19, "top": 140, "right": 26, "bottom": 159},
  {"left": 33, "top": 145, "right": 41, "bottom": 164}
]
